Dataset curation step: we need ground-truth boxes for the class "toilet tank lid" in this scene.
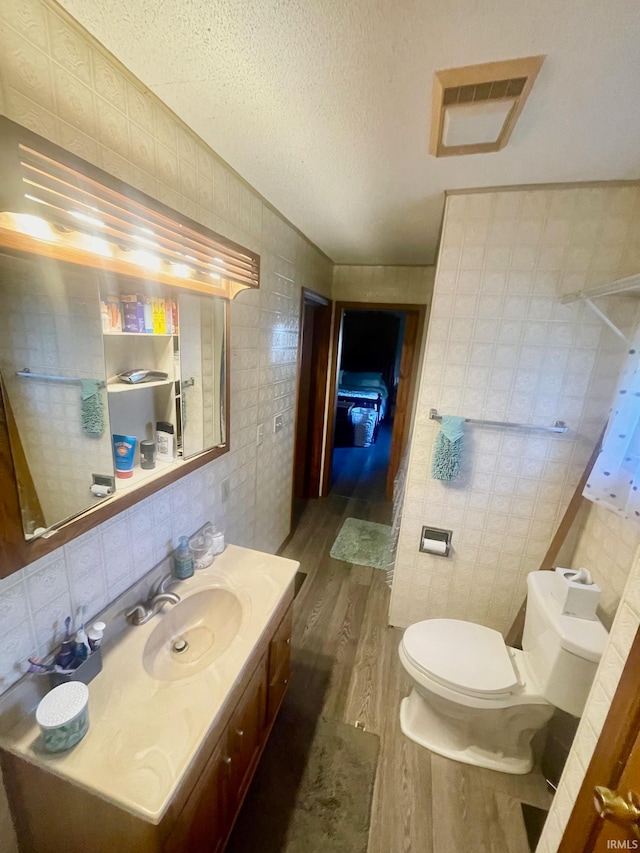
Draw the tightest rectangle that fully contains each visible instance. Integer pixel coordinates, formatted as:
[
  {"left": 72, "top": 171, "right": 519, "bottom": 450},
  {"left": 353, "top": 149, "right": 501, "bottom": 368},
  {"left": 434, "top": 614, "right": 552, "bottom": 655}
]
[
  {"left": 526, "top": 572, "right": 609, "bottom": 663},
  {"left": 402, "top": 619, "right": 519, "bottom": 695}
]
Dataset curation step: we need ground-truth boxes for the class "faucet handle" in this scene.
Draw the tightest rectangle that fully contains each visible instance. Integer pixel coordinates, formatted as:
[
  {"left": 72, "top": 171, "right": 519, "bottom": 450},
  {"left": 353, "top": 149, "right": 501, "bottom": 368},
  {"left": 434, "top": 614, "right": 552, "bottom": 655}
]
[
  {"left": 151, "top": 572, "right": 178, "bottom": 597},
  {"left": 125, "top": 604, "right": 147, "bottom": 625}
]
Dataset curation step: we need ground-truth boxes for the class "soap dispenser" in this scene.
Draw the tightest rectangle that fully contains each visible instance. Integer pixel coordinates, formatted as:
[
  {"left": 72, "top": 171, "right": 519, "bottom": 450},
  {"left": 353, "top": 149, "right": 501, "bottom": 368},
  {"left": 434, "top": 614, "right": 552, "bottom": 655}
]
[{"left": 174, "top": 536, "right": 195, "bottom": 580}]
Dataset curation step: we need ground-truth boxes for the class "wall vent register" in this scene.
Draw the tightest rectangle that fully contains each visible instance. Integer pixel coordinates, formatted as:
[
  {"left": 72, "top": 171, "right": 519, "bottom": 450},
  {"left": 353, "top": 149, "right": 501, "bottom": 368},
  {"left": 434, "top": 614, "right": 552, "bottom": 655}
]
[{"left": 430, "top": 55, "right": 545, "bottom": 157}]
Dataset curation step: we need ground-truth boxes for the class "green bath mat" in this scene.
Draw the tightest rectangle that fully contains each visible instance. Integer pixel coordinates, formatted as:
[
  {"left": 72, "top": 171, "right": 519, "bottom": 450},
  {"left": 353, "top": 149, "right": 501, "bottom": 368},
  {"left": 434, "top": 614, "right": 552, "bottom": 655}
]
[
  {"left": 227, "top": 715, "right": 380, "bottom": 853},
  {"left": 330, "top": 518, "right": 393, "bottom": 571}
]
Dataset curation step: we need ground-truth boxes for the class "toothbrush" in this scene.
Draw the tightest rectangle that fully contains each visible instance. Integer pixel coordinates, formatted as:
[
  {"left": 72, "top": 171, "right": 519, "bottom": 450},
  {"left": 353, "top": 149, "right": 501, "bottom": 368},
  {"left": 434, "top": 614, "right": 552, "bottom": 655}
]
[
  {"left": 27, "top": 657, "right": 55, "bottom": 673},
  {"left": 57, "top": 616, "right": 76, "bottom": 667}
]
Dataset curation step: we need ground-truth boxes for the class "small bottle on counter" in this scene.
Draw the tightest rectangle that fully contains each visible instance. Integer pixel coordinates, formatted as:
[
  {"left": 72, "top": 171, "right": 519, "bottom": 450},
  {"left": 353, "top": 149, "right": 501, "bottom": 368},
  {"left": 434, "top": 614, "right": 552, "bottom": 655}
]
[
  {"left": 156, "top": 421, "right": 175, "bottom": 462},
  {"left": 173, "top": 536, "right": 195, "bottom": 580}
]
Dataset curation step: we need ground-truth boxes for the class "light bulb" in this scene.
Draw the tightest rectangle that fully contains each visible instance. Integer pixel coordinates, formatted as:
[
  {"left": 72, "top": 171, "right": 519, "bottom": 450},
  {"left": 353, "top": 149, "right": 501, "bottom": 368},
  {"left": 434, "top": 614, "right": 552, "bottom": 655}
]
[
  {"left": 130, "top": 250, "right": 162, "bottom": 271},
  {"left": 171, "top": 263, "right": 192, "bottom": 278},
  {"left": 15, "top": 214, "right": 55, "bottom": 242}
]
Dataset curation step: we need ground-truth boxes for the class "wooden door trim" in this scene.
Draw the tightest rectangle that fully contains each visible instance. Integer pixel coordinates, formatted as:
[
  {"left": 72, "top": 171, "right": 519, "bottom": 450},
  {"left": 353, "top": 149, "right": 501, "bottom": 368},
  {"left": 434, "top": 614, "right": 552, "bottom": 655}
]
[
  {"left": 559, "top": 623, "right": 640, "bottom": 851},
  {"left": 385, "top": 308, "right": 425, "bottom": 499},
  {"left": 321, "top": 302, "right": 427, "bottom": 498},
  {"left": 291, "top": 288, "right": 332, "bottom": 510}
]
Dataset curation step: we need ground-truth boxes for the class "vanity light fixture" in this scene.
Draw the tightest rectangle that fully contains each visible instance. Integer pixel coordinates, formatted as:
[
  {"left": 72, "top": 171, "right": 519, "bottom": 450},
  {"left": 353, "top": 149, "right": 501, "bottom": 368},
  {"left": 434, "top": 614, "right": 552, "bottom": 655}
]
[
  {"left": 70, "top": 210, "right": 105, "bottom": 228},
  {"left": 0, "top": 117, "right": 260, "bottom": 299}
]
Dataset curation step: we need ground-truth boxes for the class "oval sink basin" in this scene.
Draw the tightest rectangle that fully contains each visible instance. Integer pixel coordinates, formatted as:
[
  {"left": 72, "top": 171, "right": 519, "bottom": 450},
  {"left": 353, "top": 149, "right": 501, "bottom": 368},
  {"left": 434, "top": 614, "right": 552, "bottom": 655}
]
[{"left": 143, "top": 588, "right": 243, "bottom": 681}]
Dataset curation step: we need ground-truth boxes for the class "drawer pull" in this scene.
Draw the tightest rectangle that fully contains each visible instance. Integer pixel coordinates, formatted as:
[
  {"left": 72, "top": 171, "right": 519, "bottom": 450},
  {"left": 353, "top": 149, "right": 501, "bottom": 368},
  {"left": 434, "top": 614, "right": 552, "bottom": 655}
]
[
  {"left": 286, "top": 638, "right": 290, "bottom": 645},
  {"left": 283, "top": 678, "right": 288, "bottom": 685},
  {"left": 223, "top": 756, "right": 232, "bottom": 766},
  {"left": 236, "top": 729, "right": 244, "bottom": 738}
]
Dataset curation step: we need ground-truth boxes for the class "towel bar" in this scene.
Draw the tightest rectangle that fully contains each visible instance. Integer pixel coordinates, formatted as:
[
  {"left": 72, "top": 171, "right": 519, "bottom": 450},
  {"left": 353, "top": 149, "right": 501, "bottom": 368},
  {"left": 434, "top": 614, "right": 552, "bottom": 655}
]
[
  {"left": 16, "top": 369, "right": 106, "bottom": 388},
  {"left": 429, "top": 408, "right": 568, "bottom": 434}
]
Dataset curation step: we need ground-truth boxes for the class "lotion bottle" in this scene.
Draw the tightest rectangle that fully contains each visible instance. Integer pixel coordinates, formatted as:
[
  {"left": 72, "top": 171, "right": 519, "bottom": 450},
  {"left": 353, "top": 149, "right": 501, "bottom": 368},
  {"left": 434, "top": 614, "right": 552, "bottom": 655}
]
[{"left": 173, "top": 536, "right": 194, "bottom": 580}]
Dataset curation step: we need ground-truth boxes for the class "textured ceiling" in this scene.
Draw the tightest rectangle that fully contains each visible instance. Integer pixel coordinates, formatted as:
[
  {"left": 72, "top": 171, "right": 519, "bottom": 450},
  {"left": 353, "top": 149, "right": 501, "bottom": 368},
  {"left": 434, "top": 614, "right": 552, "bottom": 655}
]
[{"left": 57, "top": 0, "right": 640, "bottom": 264}]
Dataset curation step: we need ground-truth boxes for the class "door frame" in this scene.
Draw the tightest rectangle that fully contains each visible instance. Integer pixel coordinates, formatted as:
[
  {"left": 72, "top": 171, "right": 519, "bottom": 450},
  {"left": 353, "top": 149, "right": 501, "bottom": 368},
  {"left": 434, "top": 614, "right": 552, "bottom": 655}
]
[
  {"left": 322, "top": 302, "right": 426, "bottom": 499},
  {"left": 559, "top": 623, "right": 640, "bottom": 850},
  {"left": 291, "top": 288, "right": 332, "bottom": 503}
]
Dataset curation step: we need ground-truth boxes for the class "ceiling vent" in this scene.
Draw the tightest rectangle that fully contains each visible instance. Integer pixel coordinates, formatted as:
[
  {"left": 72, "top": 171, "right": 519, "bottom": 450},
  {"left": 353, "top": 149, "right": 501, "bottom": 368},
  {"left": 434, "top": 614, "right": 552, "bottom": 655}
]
[{"left": 430, "top": 56, "right": 545, "bottom": 157}]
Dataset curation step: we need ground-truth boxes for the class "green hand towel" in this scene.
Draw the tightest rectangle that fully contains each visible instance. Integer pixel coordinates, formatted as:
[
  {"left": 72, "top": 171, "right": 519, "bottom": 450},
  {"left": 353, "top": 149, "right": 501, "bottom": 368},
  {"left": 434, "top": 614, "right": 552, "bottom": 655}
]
[
  {"left": 80, "top": 379, "right": 105, "bottom": 436},
  {"left": 432, "top": 415, "right": 465, "bottom": 481}
]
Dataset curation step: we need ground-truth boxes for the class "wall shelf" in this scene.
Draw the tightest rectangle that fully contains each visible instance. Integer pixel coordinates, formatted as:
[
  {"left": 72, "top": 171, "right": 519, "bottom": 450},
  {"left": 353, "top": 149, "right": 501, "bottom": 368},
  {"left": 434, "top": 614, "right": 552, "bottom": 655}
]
[
  {"left": 103, "top": 332, "right": 177, "bottom": 338},
  {"left": 106, "top": 378, "right": 174, "bottom": 393},
  {"left": 114, "top": 457, "right": 178, "bottom": 494}
]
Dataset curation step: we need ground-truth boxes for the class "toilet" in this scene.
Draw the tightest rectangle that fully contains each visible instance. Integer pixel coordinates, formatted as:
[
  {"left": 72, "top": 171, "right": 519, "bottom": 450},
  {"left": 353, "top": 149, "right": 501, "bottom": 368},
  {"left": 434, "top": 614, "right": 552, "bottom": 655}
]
[{"left": 398, "top": 571, "right": 608, "bottom": 774}]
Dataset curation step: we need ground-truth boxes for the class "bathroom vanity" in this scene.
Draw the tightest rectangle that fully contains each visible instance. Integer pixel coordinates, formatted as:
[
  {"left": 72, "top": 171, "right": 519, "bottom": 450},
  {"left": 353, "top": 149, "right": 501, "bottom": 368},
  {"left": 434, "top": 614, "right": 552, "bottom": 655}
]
[{"left": 0, "top": 546, "right": 297, "bottom": 853}]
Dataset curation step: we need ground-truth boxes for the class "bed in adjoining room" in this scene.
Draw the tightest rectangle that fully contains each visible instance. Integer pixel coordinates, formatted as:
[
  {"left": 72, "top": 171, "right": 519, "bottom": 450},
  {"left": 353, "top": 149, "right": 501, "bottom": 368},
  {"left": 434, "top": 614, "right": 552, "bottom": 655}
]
[{"left": 336, "top": 371, "right": 390, "bottom": 446}]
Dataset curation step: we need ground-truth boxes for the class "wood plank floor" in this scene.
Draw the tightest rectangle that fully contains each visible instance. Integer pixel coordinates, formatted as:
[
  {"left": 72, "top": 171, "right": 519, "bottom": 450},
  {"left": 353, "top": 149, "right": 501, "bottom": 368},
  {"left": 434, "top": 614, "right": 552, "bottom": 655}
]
[{"left": 227, "top": 466, "right": 553, "bottom": 852}]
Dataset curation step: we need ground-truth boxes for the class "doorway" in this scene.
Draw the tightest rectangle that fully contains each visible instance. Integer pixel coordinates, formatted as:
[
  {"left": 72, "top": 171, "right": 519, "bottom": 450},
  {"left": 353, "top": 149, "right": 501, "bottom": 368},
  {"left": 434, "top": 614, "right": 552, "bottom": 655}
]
[{"left": 324, "top": 302, "right": 425, "bottom": 501}]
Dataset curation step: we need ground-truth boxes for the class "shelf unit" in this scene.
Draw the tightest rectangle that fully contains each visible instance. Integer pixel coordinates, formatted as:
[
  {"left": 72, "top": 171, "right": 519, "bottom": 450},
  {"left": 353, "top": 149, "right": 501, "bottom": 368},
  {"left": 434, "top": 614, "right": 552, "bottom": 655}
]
[{"left": 101, "top": 291, "right": 182, "bottom": 490}]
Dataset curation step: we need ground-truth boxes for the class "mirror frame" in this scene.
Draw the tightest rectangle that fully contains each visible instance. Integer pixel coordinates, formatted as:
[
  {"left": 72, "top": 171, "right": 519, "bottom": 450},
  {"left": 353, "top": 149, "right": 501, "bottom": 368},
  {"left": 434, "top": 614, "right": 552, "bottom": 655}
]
[{"left": 0, "top": 118, "right": 258, "bottom": 580}]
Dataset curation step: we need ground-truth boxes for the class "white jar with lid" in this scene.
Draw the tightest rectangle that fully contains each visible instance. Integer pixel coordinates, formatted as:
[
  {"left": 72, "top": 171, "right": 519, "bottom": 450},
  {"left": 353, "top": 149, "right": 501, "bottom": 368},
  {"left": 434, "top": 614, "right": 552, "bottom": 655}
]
[{"left": 36, "top": 682, "right": 89, "bottom": 752}]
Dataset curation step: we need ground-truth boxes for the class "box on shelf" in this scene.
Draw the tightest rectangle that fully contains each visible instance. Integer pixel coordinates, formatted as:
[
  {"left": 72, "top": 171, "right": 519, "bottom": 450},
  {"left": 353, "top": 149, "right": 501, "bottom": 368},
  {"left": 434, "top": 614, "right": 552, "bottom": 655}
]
[
  {"left": 172, "top": 298, "right": 179, "bottom": 334},
  {"left": 152, "top": 297, "right": 167, "bottom": 334},
  {"left": 103, "top": 295, "right": 122, "bottom": 332},
  {"left": 121, "top": 294, "right": 146, "bottom": 333},
  {"left": 142, "top": 295, "right": 153, "bottom": 333},
  {"left": 165, "top": 298, "right": 174, "bottom": 334}
]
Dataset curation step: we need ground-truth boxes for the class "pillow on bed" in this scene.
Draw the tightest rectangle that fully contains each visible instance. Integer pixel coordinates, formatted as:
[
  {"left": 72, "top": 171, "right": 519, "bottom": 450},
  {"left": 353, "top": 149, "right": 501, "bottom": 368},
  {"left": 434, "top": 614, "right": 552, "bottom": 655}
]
[
  {"left": 357, "top": 379, "right": 386, "bottom": 389},
  {"left": 341, "top": 371, "right": 383, "bottom": 386}
]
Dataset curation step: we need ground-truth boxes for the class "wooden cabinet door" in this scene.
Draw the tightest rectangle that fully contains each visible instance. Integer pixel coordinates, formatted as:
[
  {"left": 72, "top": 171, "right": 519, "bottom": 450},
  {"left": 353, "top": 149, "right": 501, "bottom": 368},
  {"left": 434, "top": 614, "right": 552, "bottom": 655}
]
[
  {"left": 266, "top": 605, "right": 293, "bottom": 727},
  {"left": 164, "top": 737, "right": 230, "bottom": 853},
  {"left": 227, "top": 654, "right": 268, "bottom": 810}
]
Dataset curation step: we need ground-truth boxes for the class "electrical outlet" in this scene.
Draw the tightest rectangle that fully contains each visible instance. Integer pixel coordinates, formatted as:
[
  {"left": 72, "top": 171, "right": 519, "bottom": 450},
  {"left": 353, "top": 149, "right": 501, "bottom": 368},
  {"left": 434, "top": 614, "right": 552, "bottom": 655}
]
[
  {"left": 221, "top": 477, "right": 231, "bottom": 503},
  {"left": 273, "top": 414, "right": 283, "bottom": 433},
  {"left": 256, "top": 423, "right": 264, "bottom": 446}
]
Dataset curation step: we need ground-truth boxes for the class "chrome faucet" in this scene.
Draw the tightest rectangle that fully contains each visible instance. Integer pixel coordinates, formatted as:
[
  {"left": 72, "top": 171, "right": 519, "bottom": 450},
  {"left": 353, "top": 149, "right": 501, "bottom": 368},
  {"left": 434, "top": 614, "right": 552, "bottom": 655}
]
[{"left": 125, "top": 573, "right": 181, "bottom": 625}]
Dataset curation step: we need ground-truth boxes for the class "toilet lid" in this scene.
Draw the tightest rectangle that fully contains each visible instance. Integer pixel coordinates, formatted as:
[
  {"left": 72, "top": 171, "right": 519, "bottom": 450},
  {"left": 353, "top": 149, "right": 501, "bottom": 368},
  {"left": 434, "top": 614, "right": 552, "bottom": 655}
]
[{"left": 402, "top": 619, "right": 520, "bottom": 696}]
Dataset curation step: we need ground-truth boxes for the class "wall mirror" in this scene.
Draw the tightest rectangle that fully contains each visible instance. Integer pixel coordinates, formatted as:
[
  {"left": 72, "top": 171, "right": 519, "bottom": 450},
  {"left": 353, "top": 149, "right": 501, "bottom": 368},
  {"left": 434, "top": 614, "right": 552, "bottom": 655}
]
[
  {"left": 0, "top": 116, "right": 257, "bottom": 570},
  {"left": 0, "top": 252, "right": 227, "bottom": 540}
]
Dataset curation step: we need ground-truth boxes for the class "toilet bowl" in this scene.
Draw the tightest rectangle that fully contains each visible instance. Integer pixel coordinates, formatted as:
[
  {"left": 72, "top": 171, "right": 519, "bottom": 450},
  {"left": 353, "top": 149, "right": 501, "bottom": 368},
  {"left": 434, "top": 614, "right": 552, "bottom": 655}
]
[{"left": 398, "top": 572, "right": 608, "bottom": 774}]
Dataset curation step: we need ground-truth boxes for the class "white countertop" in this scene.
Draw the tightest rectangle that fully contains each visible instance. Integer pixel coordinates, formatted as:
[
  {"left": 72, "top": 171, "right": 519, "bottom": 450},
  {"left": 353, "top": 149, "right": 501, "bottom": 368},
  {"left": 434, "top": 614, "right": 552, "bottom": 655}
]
[{"left": 0, "top": 545, "right": 299, "bottom": 824}]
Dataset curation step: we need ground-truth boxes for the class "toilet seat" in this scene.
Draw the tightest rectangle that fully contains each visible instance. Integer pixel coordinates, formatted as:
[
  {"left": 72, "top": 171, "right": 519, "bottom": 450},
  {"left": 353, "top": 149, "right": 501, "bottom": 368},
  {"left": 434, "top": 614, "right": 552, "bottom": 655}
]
[{"left": 402, "top": 619, "right": 520, "bottom": 698}]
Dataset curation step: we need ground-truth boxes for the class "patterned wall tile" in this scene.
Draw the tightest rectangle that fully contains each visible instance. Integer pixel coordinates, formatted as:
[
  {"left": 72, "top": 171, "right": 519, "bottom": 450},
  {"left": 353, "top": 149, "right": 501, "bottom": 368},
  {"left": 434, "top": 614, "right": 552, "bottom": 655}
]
[{"left": 390, "top": 187, "right": 640, "bottom": 637}]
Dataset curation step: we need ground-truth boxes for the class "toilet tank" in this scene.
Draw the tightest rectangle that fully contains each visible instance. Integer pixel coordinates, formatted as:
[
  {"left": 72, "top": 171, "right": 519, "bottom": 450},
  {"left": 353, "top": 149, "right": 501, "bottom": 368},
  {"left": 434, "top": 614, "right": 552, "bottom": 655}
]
[{"left": 522, "top": 571, "right": 608, "bottom": 717}]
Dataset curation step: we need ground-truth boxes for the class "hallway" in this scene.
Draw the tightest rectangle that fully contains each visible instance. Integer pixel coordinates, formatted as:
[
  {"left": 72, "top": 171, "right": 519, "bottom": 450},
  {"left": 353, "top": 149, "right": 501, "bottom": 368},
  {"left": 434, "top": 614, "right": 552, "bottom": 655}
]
[{"left": 226, "top": 486, "right": 553, "bottom": 852}]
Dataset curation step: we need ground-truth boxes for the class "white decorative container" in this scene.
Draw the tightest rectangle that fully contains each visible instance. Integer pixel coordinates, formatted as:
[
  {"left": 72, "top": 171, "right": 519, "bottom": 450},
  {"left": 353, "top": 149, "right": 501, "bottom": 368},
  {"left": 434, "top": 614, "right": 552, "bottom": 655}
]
[{"left": 36, "top": 682, "right": 89, "bottom": 753}]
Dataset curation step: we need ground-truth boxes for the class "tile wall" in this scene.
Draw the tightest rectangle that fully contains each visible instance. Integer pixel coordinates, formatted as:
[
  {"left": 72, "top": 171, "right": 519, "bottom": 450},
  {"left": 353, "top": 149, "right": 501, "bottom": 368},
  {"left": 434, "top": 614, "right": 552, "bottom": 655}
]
[
  {"left": 332, "top": 264, "right": 434, "bottom": 303},
  {"left": 0, "top": 2, "right": 332, "bottom": 846},
  {"left": 560, "top": 501, "right": 640, "bottom": 628},
  {"left": 390, "top": 187, "right": 640, "bottom": 635}
]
